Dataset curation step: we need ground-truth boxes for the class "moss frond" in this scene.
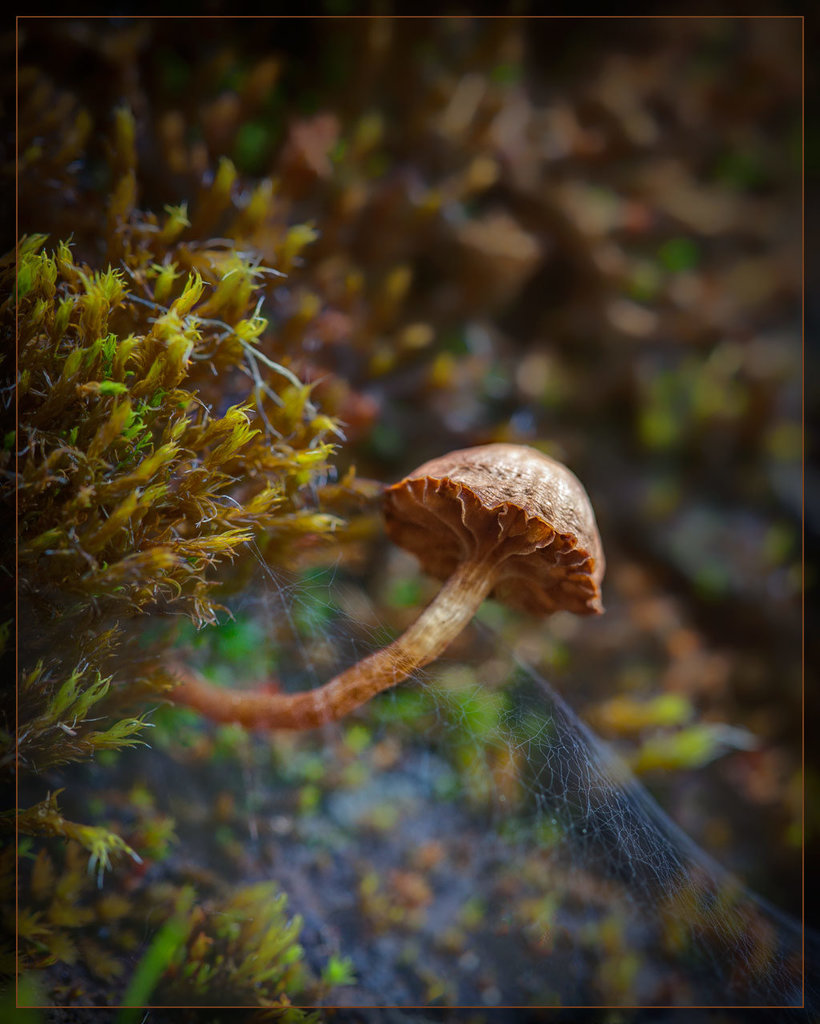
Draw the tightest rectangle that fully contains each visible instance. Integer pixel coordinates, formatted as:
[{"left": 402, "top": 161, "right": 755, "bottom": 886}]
[
  {"left": 12, "top": 793, "right": 142, "bottom": 884},
  {"left": 149, "top": 882, "right": 313, "bottom": 1008}
]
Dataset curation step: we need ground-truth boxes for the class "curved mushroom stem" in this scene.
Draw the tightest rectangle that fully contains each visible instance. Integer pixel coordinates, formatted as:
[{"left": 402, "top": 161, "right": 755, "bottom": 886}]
[{"left": 169, "top": 557, "right": 497, "bottom": 730}]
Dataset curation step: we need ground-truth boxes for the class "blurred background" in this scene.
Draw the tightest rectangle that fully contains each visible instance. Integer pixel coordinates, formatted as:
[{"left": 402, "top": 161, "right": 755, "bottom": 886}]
[{"left": 13, "top": 13, "right": 806, "bottom": 1014}]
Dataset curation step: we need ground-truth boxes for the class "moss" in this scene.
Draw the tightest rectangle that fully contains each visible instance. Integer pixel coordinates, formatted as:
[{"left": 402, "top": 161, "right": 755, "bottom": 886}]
[
  {"left": 11, "top": 62, "right": 359, "bottom": 1005},
  {"left": 11, "top": 833, "right": 325, "bottom": 1014},
  {"left": 139, "top": 882, "right": 315, "bottom": 1009}
]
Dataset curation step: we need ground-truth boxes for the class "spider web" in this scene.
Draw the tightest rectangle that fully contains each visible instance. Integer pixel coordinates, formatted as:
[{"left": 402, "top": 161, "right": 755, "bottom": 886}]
[
  {"left": 478, "top": 660, "right": 805, "bottom": 1007},
  {"left": 188, "top": 552, "right": 810, "bottom": 1012}
]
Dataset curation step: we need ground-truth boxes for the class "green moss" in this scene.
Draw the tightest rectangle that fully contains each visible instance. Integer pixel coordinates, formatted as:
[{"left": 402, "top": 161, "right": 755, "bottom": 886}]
[
  {"left": 234, "top": 119, "right": 274, "bottom": 174},
  {"left": 386, "top": 576, "right": 423, "bottom": 609},
  {"left": 118, "top": 886, "right": 196, "bottom": 1017},
  {"left": 713, "top": 148, "right": 769, "bottom": 190},
  {"left": 369, "top": 687, "right": 432, "bottom": 727},
  {"left": 11, "top": 69, "right": 364, "bottom": 1003},
  {"left": 490, "top": 62, "right": 523, "bottom": 85},
  {"left": 292, "top": 568, "right": 337, "bottom": 638},
  {"left": 657, "top": 237, "right": 700, "bottom": 273},
  {"left": 320, "top": 953, "right": 356, "bottom": 989}
]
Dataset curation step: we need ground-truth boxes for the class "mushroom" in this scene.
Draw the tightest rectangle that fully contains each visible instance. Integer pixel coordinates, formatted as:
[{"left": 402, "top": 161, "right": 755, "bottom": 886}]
[{"left": 170, "top": 443, "right": 604, "bottom": 730}]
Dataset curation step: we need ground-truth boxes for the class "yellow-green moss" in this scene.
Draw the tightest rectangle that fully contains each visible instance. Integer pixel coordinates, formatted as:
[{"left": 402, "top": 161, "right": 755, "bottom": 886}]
[{"left": 10, "top": 96, "right": 358, "bottom": 1002}]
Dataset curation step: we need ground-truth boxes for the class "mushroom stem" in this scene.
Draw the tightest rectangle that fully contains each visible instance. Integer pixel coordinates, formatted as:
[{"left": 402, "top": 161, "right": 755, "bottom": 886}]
[{"left": 169, "top": 557, "right": 497, "bottom": 730}]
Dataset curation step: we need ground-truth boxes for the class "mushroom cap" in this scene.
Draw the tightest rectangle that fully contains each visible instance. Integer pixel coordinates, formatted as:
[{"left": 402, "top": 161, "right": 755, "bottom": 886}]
[{"left": 384, "top": 443, "right": 604, "bottom": 616}]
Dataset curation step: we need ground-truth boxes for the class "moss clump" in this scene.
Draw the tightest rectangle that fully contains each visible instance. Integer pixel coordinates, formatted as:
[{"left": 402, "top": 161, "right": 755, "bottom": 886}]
[
  {"left": 127, "top": 881, "right": 318, "bottom": 1011},
  {"left": 9, "top": 86, "right": 358, "bottom": 1002},
  {"left": 13, "top": 208, "right": 346, "bottom": 760},
  {"left": 11, "top": 835, "right": 323, "bottom": 1013},
  {"left": 12, "top": 94, "right": 351, "bottom": 736}
]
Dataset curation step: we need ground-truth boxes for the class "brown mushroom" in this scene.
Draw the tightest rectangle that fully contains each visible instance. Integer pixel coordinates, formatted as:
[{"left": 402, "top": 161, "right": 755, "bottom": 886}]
[{"left": 170, "top": 443, "right": 604, "bottom": 730}]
